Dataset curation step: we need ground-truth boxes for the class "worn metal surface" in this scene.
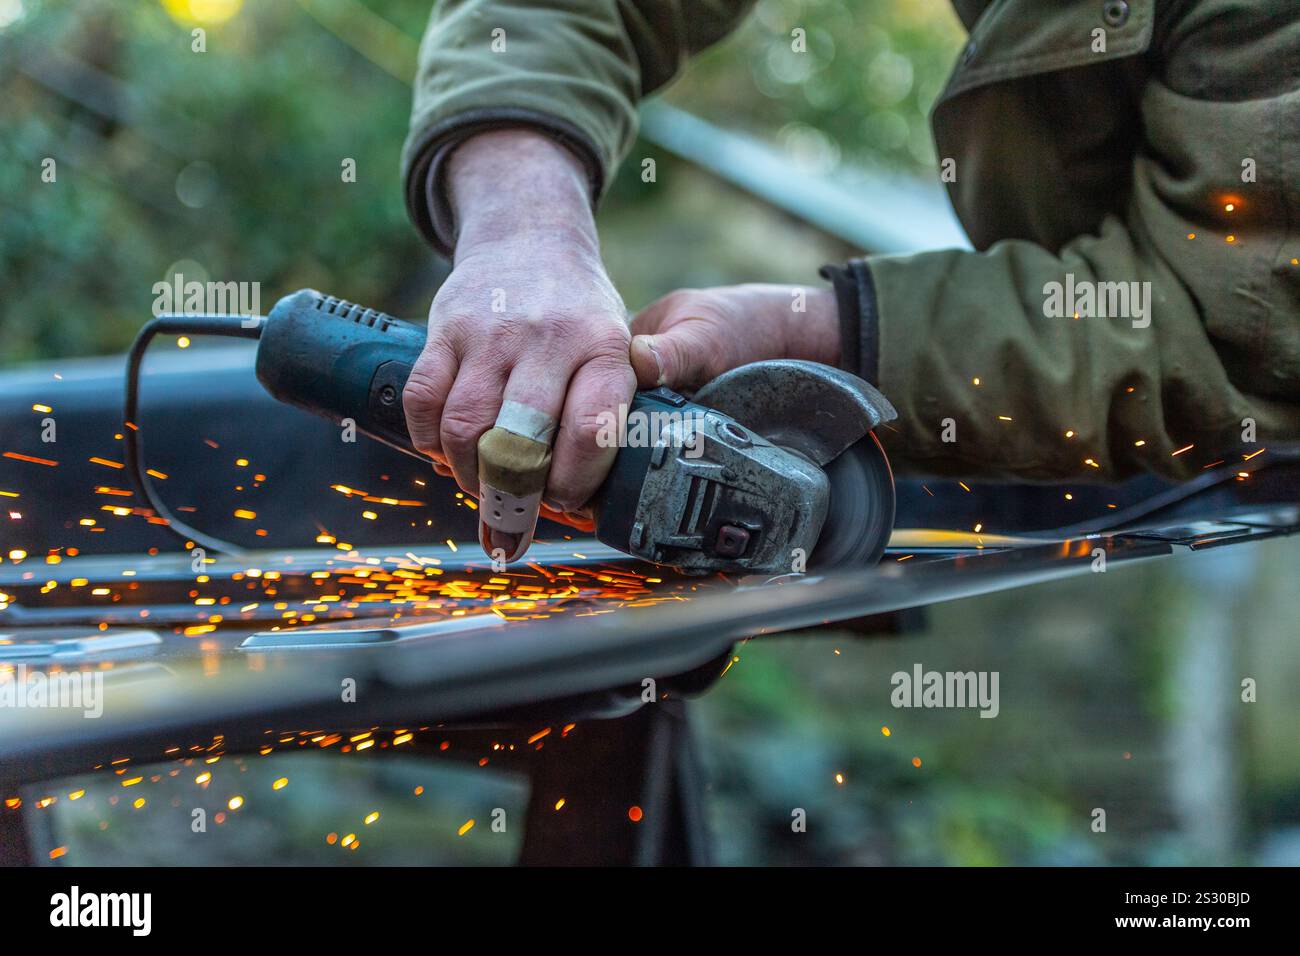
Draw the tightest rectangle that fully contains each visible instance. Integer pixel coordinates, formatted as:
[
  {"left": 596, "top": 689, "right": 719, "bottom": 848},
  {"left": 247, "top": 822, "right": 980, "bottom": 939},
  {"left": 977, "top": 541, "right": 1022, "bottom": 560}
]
[{"left": 4, "top": 496, "right": 1297, "bottom": 791}]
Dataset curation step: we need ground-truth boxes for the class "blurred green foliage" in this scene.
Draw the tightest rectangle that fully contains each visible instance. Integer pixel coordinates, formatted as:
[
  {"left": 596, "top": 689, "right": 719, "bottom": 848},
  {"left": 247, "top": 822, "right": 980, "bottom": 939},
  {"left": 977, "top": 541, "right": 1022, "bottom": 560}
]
[
  {"left": 670, "top": 0, "right": 965, "bottom": 173},
  {"left": 0, "top": 0, "right": 436, "bottom": 363}
]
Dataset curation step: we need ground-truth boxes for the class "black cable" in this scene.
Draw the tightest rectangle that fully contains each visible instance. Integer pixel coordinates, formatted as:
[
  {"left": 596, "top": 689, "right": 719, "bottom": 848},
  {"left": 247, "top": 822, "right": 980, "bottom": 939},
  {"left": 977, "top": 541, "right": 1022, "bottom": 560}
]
[{"left": 124, "top": 314, "right": 266, "bottom": 556}]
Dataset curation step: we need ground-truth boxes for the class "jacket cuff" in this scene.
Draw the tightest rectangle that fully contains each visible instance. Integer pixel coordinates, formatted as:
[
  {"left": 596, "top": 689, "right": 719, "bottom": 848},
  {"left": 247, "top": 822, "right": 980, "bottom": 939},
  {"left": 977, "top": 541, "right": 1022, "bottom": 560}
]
[
  {"left": 402, "top": 109, "right": 605, "bottom": 258},
  {"left": 819, "top": 259, "right": 880, "bottom": 385}
]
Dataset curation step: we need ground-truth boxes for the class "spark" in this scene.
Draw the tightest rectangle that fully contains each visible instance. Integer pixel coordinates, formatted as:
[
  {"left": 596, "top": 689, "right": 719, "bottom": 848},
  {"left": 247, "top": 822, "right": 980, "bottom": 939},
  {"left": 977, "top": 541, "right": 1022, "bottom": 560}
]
[
  {"left": 554, "top": 798, "right": 566, "bottom": 811},
  {"left": 911, "top": 757, "right": 923, "bottom": 768},
  {"left": 627, "top": 806, "right": 643, "bottom": 823},
  {"left": 881, "top": 726, "right": 891, "bottom": 737},
  {"left": 272, "top": 777, "right": 288, "bottom": 791},
  {"left": 32, "top": 404, "right": 52, "bottom": 413},
  {"left": 834, "top": 773, "right": 844, "bottom": 785},
  {"left": 1171, "top": 444, "right": 1194, "bottom": 456},
  {"left": 364, "top": 811, "right": 380, "bottom": 825},
  {"left": 233, "top": 509, "right": 256, "bottom": 520},
  {"left": 457, "top": 819, "right": 475, "bottom": 836},
  {"left": 228, "top": 795, "right": 244, "bottom": 810},
  {"left": 3, "top": 452, "right": 57, "bottom": 466}
]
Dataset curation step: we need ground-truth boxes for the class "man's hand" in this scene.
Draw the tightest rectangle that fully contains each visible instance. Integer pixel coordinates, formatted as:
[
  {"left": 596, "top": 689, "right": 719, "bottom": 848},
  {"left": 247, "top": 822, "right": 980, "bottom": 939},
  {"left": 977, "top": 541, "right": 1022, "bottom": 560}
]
[
  {"left": 402, "top": 131, "right": 635, "bottom": 553},
  {"left": 630, "top": 284, "right": 841, "bottom": 390}
]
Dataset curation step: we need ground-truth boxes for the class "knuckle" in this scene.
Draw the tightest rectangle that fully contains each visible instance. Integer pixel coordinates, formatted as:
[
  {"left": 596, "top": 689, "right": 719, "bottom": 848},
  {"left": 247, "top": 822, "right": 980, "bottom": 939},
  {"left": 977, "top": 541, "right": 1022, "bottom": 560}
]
[
  {"left": 401, "top": 371, "right": 441, "bottom": 411},
  {"left": 439, "top": 407, "right": 488, "bottom": 453},
  {"left": 427, "top": 314, "right": 473, "bottom": 347},
  {"left": 588, "top": 325, "right": 632, "bottom": 357},
  {"left": 401, "top": 375, "right": 444, "bottom": 453},
  {"left": 568, "top": 409, "right": 609, "bottom": 452}
]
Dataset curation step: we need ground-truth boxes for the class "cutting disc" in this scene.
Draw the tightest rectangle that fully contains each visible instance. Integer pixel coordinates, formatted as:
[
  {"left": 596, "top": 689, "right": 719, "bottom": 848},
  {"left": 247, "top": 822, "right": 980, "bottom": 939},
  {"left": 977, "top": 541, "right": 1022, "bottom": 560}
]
[
  {"left": 806, "top": 431, "right": 895, "bottom": 569},
  {"left": 690, "top": 360, "right": 898, "bottom": 571}
]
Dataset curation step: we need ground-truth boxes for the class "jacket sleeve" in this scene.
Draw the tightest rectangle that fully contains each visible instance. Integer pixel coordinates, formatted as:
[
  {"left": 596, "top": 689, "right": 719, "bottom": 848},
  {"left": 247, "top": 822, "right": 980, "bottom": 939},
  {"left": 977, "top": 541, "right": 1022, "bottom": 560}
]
[
  {"left": 858, "top": 73, "right": 1300, "bottom": 483},
  {"left": 402, "top": 0, "right": 754, "bottom": 255},
  {"left": 860, "top": 212, "right": 1298, "bottom": 483}
]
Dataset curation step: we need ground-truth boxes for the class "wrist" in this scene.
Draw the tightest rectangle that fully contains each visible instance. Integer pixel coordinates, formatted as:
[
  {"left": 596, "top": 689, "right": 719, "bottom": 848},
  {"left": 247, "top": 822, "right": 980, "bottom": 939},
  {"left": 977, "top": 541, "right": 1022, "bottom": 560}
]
[
  {"left": 448, "top": 129, "right": 598, "bottom": 258},
  {"left": 798, "top": 286, "right": 841, "bottom": 368}
]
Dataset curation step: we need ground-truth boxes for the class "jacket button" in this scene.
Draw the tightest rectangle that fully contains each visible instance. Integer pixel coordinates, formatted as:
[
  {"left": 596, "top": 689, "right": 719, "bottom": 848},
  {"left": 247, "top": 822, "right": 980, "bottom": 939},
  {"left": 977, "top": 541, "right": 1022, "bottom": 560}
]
[{"left": 1103, "top": 0, "right": 1130, "bottom": 27}]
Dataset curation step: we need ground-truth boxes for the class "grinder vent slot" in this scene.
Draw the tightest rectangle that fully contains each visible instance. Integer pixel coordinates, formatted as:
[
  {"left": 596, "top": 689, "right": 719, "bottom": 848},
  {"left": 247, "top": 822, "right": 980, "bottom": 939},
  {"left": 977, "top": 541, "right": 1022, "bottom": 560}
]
[
  {"left": 314, "top": 294, "right": 393, "bottom": 332},
  {"left": 678, "top": 476, "right": 718, "bottom": 535}
]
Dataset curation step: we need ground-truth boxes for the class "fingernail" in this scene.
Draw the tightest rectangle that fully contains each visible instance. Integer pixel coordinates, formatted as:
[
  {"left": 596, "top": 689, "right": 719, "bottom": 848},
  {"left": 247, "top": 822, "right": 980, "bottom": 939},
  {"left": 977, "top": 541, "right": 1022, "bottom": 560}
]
[
  {"left": 479, "top": 522, "right": 529, "bottom": 563},
  {"left": 634, "top": 334, "right": 667, "bottom": 386},
  {"left": 647, "top": 335, "right": 667, "bottom": 385}
]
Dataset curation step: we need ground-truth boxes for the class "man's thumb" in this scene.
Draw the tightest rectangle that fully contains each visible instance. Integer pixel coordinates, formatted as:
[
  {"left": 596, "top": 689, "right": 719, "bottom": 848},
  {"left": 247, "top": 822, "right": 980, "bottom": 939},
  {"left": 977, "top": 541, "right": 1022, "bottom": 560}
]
[{"left": 630, "top": 328, "right": 714, "bottom": 390}]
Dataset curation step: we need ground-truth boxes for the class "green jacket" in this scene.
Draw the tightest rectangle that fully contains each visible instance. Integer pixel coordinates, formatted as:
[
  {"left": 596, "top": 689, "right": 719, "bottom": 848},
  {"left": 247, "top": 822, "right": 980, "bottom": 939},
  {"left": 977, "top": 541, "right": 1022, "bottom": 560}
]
[{"left": 402, "top": 0, "right": 1300, "bottom": 482}]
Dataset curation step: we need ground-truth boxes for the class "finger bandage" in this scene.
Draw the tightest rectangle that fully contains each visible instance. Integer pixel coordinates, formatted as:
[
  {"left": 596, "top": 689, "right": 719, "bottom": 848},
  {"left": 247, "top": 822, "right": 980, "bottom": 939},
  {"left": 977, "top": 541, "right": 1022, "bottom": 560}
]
[
  {"left": 494, "top": 401, "right": 558, "bottom": 445},
  {"left": 477, "top": 402, "right": 557, "bottom": 540}
]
